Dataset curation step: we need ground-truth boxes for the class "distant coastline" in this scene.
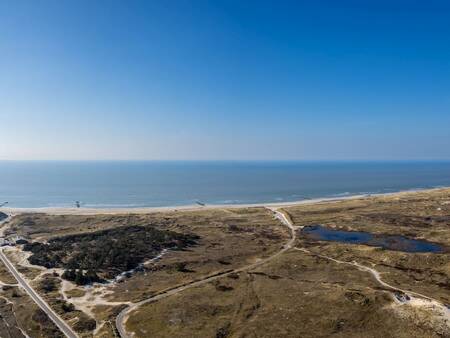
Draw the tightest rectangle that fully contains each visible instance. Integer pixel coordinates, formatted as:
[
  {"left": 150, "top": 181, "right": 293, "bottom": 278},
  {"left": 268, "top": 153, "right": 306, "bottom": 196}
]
[
  {"left": 3, "top": 186, "right": 449, "bottom": 215},
  {"left": 2, "top": 160, "right": 450, "bottom": 210}
]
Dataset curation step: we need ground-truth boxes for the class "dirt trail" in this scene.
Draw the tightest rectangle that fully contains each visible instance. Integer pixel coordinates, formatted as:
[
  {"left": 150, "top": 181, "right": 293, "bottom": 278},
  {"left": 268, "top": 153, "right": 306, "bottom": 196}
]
[
  {"left": 294, "top": 247, "right": 450, "bottom": 331},
  {"left": 117, "top": 206, "right": 450, "bottom": 337},
  {"left": 115, "top": 207, "right": 296, "bottom": 338}
]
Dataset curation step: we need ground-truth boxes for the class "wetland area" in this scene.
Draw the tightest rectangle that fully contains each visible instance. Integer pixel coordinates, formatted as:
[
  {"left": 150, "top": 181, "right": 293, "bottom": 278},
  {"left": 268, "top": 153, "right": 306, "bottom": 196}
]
[
  {"left": 0, "top": 188, "right": 449, "bottom": 337},
  {"left": 301, "top": 225, "right": 446, "bottom": 253}
]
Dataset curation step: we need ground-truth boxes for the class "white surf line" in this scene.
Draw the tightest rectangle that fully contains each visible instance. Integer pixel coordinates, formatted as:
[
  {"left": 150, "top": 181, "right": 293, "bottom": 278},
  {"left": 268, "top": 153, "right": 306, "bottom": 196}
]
[
  {"left": 115, "top": 207, "right": 297, "bottom": 338},
  {"left": 294, "top": 247, "right": 450, "bottom": 325},
  {"left": 4, "top": 187, "right": 448, "bottom": 216}
]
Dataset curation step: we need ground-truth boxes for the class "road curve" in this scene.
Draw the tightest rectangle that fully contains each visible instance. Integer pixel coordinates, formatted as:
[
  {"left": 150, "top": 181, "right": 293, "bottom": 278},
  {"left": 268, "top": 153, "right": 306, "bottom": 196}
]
[
  {"left": 116, "top": 208, "right": 297, "bottom": 338},
  {"left": 0, "top": 216, "right": 78, "bottom": 338}
]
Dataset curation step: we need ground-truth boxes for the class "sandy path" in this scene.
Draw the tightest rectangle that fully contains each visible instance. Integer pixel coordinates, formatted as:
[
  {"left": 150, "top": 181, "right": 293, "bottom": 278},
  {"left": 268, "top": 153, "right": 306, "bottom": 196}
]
[
  {"left": 294, "top": 247, "right": 450, "bottom": 330},
  {"left": 2, "top": 186, "right": 449, "bottom": 337},
  {"left": 115, "top": 207, "right": 297, "bottom": 338},
  {"left": 0, "top": 248, "right": 78, "bottom": 338},
  {"left": 115, "top": 203, "right": 450, "bottom": 337}
]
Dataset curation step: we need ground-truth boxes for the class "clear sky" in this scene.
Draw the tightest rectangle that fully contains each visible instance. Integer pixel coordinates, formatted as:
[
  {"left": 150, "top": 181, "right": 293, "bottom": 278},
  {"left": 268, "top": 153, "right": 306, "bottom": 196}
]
[{"left": 1, "top": 0, "right": 449, "bottom": 160}]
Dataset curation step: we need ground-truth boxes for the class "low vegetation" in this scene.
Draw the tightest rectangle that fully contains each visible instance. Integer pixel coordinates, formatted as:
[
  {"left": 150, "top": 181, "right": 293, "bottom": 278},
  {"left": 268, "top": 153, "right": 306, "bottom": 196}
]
[
  {"left": 0, "top": 270, "right": 62, "bottom": 338},
  {"left": 125, "top": 189, "right": 450, "bottom": 338}
]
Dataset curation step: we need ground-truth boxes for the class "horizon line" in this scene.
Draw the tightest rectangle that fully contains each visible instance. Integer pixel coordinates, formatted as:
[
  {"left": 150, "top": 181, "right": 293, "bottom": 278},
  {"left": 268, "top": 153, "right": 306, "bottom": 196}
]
[{"left": 1, "top": 159, "right": 450, "bottom": 162}]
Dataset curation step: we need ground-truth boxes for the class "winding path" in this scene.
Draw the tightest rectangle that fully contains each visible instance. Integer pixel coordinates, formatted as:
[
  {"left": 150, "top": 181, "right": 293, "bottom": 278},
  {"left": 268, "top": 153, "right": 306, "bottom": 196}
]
[
  {"left": 116, "top": 206, "right": 450, "bottom": 337},
  {"left": 115, "top": 208, "right": 296, "bottom": 337},
  {"left": 294, "top": 248, "right": 450, "bottom": 326}
]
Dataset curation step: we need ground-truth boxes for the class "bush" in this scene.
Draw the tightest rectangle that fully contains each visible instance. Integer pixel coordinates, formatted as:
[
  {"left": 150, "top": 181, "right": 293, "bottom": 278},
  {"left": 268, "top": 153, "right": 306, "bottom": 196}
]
[
  {"left": 40, "top": 278, "right": 56, "bottom": 292},
  {"left": 175, "top": 262, "right": 187, "bottom": 272},
  {"left": 214, "top": 284, "right": 234, "bottom": 292},
  {"left": 61, "top": 301, "right": 75, "bottom": 313},
  {"left": 216, "top": 323, "right": 231, "bottom": 338},
  {"left": 73, "top": 317, "right": 96, "bottom": 332}
]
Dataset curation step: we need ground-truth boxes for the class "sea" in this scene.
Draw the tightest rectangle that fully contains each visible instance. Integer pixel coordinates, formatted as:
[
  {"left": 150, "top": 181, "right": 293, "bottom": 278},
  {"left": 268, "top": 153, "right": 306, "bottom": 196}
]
[{"left": 1, "top": 161, "right": 450, "bottom": 208}]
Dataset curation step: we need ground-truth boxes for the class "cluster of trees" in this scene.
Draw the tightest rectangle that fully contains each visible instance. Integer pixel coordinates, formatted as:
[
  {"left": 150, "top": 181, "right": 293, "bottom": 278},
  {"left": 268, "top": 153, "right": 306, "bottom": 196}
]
[
  {"left": 24, "top": 225, "right": 198, "bottom": 285},
  {"left": 24, "top": 242, "right": 65, "bottom": 268},
  {"left": 61, "top": 268, "right": 103, "bottom": 285}
]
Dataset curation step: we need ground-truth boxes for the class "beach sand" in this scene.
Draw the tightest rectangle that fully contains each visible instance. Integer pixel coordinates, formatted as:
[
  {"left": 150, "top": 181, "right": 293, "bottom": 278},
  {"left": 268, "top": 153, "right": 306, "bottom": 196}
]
[{"left": 2, "top": 187, "right": 448, "bottom": 215}]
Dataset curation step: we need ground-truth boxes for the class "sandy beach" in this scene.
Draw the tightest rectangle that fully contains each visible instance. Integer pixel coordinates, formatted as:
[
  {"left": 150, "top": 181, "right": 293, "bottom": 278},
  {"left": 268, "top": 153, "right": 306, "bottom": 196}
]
[{"left": 3, "top": 187, "right": 448, "bottom": 215}]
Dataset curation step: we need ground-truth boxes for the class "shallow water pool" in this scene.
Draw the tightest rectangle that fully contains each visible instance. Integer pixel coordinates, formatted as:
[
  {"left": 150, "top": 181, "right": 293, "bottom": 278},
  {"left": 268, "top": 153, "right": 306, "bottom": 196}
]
[{"left": 301, "top": 225, "right": 445, "bottom": 253}]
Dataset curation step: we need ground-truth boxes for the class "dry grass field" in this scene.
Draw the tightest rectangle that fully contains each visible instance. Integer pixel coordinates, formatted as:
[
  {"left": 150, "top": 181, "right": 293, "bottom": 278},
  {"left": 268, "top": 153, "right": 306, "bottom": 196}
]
[
  {"left": 0, "top": 260, "right": 63, "bottom": 338},
  {"left": 6, "top": 206, "right": 289, "bottom": 337},
  {"left": 2, "top": 189, "right": 449, "bottom": 337},
  {"left": 124, "top": 189, "right": 450, "bottom": 338}
]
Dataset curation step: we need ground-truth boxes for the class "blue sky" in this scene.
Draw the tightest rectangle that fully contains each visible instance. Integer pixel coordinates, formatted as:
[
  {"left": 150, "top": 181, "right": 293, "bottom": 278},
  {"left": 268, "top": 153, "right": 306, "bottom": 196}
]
[{"left": 1, "top": 0, "right": 449, "bottom": 160}]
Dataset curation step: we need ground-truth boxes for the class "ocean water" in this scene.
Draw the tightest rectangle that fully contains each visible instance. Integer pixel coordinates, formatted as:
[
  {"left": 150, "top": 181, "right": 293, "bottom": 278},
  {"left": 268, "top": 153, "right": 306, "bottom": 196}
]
[{"left": 0, "top": 161, "right": 450, "bottom": 208}]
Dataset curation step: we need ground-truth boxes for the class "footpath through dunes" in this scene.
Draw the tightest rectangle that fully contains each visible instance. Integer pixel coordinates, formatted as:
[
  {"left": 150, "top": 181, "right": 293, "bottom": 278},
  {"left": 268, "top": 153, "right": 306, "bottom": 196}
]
[
  {"left": 118, "top": 190, "right": 450, "bottom": 338},
  {"left": 293, "top": 247, "right": 450, "bottom": 333},
  {"left": 284, "top": 202, "right": 449, "bottom": 326},
  {"left": 3, "top": 188, "right": 450, "bottom": 337},
  {"left": 284, "top": 189, "right": 450, "bottom": 336},
  {"left": 5, "top": 206, "right": 290, "bottom": 337},
  {"left": 115, "top": 208, "right": 297, "bottom": 338}
]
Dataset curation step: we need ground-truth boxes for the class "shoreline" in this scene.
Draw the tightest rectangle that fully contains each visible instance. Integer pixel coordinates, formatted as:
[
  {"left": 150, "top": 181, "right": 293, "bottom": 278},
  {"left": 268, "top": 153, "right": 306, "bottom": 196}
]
[{"left": 2, "top": 186, "right": 449, "bottom": 215}]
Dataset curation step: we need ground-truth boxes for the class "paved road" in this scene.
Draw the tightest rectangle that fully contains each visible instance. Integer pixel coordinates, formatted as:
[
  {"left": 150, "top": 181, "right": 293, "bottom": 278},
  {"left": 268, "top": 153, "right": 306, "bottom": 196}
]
[
  {"left": 0, "top": 216, "right": 78, "bottom": 338},
  {"left": 116, "top": 208, "right": 297, "bottom": 338}
]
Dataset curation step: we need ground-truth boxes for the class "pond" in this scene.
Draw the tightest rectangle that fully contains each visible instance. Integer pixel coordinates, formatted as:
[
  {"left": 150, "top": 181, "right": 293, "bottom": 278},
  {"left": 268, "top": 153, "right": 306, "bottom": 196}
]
[{"left": 301, "top": 225, "right": 445, "bottom": 253}]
